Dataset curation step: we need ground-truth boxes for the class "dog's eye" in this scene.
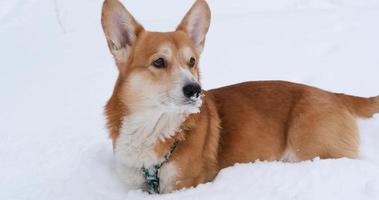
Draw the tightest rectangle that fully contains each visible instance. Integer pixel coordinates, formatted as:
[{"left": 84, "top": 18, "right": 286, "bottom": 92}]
[
  {"left": 188, "top": 57, "right": 196, "bottom": 68},
  {"left": 152, "top": 58, "right": 166, "bottom": 68}
]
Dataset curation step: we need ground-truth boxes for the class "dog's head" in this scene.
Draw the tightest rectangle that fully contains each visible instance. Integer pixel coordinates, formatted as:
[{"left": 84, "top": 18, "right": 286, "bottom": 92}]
[{"left": 101, "top": 0, "right": 210, "bottom": 114}]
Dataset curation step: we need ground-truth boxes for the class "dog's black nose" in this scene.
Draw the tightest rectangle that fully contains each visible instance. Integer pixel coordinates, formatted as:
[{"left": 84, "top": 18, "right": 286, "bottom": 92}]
[{"left": 183, "top": 83, "right": 201, "bottom": 98}]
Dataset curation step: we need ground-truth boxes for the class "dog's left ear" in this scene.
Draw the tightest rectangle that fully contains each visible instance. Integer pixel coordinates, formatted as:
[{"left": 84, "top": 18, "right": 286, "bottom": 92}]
[{"left": 177, "top": 0, "right": 211, "bottom": 53}]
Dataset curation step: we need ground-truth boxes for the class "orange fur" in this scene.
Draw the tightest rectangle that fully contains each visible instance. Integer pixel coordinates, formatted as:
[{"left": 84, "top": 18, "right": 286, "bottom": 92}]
[
  {"left": 336, "top": 94, "right": 379, "bottom": 118},
  {"left": 101, "top": 0, "right": 379, "bottom": 193}
]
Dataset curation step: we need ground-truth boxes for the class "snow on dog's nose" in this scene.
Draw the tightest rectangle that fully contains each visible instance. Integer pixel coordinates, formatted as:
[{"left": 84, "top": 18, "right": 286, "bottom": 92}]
[
  {"left": 177, "top": 67, "right": 201, "bottom": 100},
  {"left": 183, "top": 83, "right": 201, "bottom": 98}
]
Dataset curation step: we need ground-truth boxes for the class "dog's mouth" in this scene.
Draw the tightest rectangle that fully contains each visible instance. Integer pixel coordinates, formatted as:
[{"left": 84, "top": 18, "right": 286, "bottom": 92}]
[
  {"left": 160, "top": 93, "right": 203, "bottom": 114},
  {"left": 184, "top": 94, "right": 202, "bottom": 105},
  {"left": 182, "top": 94, "right": 203, "bottom": 113}
]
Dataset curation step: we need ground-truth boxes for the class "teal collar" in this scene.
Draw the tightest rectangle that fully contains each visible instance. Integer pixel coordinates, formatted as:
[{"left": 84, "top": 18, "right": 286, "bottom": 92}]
[{"left": 142, "top": 141, "right": 178, "bottom": 194}]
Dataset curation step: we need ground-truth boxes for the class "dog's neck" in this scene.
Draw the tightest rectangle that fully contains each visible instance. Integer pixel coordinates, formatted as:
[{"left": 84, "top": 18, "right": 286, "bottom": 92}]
[
  {"left": 125, "top": 108, "right": 188, "bottom": 144},
  {"left": 114, "top": 107, "right": 192, "bottom": 167}
]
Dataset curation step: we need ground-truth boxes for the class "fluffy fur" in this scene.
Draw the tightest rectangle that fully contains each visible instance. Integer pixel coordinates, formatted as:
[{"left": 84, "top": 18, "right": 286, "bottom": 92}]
[{"left": 101, "top": 0, "right": 379, "bottom": 194}]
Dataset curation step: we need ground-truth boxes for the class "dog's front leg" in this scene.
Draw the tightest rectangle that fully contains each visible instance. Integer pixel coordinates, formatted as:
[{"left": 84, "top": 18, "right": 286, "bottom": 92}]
[{"left": 115, "top": 163, "right": 145, "bottom": 191}]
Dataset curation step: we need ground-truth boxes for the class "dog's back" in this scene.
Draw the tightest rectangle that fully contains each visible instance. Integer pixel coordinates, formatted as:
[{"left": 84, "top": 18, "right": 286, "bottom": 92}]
[{"left": 208, "top": 81, "right": 378, "bottom": 167}]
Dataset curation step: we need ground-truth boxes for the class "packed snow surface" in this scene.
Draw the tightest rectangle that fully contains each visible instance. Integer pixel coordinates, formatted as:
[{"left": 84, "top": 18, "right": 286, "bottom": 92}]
[{"left": 1, "top": 0, "right": 379, "bottom": 199}]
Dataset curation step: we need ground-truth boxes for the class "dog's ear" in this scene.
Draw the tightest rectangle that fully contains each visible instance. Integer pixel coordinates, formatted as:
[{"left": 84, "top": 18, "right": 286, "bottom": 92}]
[
  {"left": 101, "top": 0, "right": 144, "bottom": 70},
  {"left": 176, "top": 0, "right": 211, "bottom": 53}
]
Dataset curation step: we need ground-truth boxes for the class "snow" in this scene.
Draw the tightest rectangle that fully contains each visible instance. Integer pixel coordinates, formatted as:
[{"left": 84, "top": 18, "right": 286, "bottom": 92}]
[{"left": 1, "top": 0, "right": 379, "bottom": 199}]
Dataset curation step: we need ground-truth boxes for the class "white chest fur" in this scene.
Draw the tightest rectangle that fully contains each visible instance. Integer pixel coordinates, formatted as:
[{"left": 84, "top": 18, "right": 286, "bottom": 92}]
[
  {"left": 114, "top": 109, "right": 187, "bottom": 192},
  {"left": 114, "top": 109, "right": 187, "bottom": 168}
]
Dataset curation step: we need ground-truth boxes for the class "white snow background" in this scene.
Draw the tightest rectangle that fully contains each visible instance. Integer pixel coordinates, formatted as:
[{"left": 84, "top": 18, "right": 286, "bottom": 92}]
[{"left": 1, "top": 0, "right": 379, "bottom": 199}]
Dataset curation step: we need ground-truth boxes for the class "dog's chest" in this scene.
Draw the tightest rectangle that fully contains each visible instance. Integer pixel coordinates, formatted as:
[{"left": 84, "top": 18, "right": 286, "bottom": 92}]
[{"left": 114, "top": 110, "right": 186, "bottom": 167}]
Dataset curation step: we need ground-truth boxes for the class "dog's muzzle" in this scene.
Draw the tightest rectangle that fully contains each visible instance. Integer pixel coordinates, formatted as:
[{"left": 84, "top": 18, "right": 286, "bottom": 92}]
[{"left": 182, "top": 83, "right": 201, "bottom": 99}]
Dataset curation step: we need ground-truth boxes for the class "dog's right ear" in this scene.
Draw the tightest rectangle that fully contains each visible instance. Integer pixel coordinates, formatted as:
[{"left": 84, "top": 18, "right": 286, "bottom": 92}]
[{"left": 101, "top": 0, "right": 144, "bottom": 70}]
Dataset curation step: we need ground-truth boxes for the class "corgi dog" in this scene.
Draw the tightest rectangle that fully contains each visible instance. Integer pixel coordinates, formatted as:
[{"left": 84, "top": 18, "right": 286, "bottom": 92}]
[{"left": 101, "top": 0, "right": 379, "bottom": 194}]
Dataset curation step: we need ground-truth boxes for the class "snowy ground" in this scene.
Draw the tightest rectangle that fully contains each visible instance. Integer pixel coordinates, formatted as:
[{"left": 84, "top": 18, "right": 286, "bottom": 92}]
[{"left": 1, "top": 0, "right": 379, "bottom": 199}]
